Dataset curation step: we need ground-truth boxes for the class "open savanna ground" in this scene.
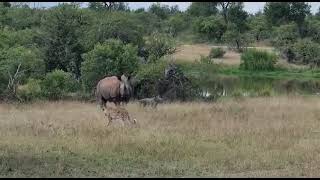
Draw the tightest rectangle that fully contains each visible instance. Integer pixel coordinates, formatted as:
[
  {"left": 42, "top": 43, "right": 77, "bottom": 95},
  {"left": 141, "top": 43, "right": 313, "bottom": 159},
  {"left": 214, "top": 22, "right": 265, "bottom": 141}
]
[
  {"left": 171, "top": 44, "right": 276, "bottom": 65},
  {"left": 1, "top": 96, "right": 320, "bottom": 177},
  {"left": 171, "top": 44, "right": 308, "bottom": 70}
]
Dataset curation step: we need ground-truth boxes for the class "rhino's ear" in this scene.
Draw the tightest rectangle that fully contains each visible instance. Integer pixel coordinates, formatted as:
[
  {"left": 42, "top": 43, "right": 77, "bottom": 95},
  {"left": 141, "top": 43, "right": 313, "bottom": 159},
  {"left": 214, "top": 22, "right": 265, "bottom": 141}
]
[{"left": 116, "top": 75, "right": 122, "bottom": 81}]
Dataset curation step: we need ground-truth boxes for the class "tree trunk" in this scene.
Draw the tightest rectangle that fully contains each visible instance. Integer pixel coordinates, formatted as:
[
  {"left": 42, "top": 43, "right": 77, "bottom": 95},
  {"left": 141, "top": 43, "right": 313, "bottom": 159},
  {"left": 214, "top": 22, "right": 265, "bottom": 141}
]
[
  {"left": 236, "top": 40, "right": 240, "bottom": 52},
  {"left": 219, "top": 2, "right": 230, "bottom": 24}
]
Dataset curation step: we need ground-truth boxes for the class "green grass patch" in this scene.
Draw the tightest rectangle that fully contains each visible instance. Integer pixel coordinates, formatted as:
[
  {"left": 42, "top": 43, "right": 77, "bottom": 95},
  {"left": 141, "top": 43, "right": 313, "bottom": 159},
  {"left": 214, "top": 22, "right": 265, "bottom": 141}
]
[{"left": 178, "top": 61, "right": 320, "bottom": 80}]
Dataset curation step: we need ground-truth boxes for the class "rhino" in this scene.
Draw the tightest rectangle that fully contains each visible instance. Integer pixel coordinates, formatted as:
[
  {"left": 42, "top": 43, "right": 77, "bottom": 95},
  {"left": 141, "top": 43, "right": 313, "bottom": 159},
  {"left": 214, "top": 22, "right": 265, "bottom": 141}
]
[{"left": 95, "top": 74, "right": 134, "bottom": 110}]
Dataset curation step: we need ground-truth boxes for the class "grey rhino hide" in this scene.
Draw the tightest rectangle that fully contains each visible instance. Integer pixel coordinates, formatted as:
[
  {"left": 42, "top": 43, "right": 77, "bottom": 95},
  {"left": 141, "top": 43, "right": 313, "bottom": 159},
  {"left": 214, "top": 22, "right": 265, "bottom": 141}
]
[{"left": 120, "top": 75, "right": 133, "bottom": 98}]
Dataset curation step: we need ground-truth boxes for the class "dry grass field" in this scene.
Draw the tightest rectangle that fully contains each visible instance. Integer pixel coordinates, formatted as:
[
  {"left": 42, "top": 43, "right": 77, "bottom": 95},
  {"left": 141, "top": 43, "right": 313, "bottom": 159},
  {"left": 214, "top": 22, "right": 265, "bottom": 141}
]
[{"left": 1, "top": 96, "right": 320, "bottom": 177}]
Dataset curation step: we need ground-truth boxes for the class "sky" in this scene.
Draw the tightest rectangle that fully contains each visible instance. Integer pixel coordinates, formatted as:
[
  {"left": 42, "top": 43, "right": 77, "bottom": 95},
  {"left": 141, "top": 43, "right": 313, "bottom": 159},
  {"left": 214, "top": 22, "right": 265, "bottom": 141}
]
[{"left": 25, "top": 2, "right": 320, "bottom": 14}]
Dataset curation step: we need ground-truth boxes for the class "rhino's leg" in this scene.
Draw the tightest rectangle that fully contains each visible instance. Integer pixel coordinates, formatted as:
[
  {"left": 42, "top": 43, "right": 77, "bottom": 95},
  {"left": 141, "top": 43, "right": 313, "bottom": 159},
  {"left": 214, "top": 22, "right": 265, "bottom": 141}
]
[
  {"left": 107, "top": 113, "right": 112, "bottom": 127},
  {"left": 114, "top": 101, "right": 121, "bottom": 107},
  {"left": 98, "top": 96, "right": 107, "bottom": 111}
]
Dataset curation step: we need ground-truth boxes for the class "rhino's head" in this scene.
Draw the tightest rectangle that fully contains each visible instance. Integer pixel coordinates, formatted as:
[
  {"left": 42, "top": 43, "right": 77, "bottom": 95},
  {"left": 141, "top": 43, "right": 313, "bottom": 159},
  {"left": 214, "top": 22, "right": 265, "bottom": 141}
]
[{"left": 120, "top": 74, "right": 133, "bottom": 99}]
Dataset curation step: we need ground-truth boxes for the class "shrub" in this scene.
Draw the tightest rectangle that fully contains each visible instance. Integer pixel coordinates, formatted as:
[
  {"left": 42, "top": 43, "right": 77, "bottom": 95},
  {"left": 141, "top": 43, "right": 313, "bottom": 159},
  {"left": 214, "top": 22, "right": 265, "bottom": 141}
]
[
  {"left": 257, "top": 88, "right": 273, "bottom": 97},
  {"left": 17, "top": 78, "right": 42, "bottom": 102},
  {"left": 81, "top": 39, "right": 139, "bottom": 91},
  {"left": 144, "top": 32, "right": 176, "bottom": 63},
  {"left": 84, "top": 11, "right": 144, "bottom": 51},
  {"left": 198, "top": 55, "right": 213, "bottom": 64},
  {"left": 240, "top": 49, "right": 278, "bottom": 71},
  {"left": 193, "top": 15, "right": 227, "bottom": 42},
  {"left": 293, "top": 39, "right": 320, "bottom": 67},
  {"left": 0, "top": 46, "right": 45, "bottom": 83},
  {"left": 166, "top": 14, "right": 187, "bottom": 37},
  {"left": 222, "top": 23, "right": 253, "bottom": 52},
  {"left": 271, "top": 23, "right": 299, "bottom": 62},
  {"left": 134, "top": 60, "right": 169, "bottom": 98},
  {"left": 209, "top": 47, "right": 226, "bottom": 58},
  {"left": 231, "top": 89, "right": 246, "bottom": 101},
  {"left": 41, "top": 70, "right": 79, "bottom": 100}
]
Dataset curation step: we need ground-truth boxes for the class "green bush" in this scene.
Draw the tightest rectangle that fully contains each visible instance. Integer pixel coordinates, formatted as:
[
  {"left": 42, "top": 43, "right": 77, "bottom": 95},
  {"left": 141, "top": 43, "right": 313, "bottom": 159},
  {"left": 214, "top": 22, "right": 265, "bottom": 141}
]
[
  {"left": 17, "top": 78, "right": 42, "bottom": 102},
  {"left": 0, "top": 46, "right": 45, "bottom": 84},
  {"left": 41, "top": 70, "right": 79, "bottom": 100},
  {"left": 81, "top": 39, "right": 139, "bottom": 91},
  {"left": 271, "top": 23, "right": 299, "bottom": 62},
  {"left": 198, "top": 55, "right": 213, "bottom": 64},
  {"left": 144, "top": 32, "right": 176, "bottom": 63},
  {"left": 193, "top": 15, "right": 227, "bottom": 42},
  {"left": 293, "top": 39, "right": 320, "bottom": 66},
  {"left": 166, "top": 14, "right": 188, "bottom": 37},
  {"left": 209, "top": 47, "right": 226, "bottom": 58},
  {"left": 222, "top": 23, "right": 253, "bottom": 52},
  {"left": 84, "top": 11, "right": 144, "bottom": 51},
  {"left": 240, "top": 49, "right": 278, "bottom": 71},
  {"left": 134, "top": 60, "right": 169, "bottom": 98}
]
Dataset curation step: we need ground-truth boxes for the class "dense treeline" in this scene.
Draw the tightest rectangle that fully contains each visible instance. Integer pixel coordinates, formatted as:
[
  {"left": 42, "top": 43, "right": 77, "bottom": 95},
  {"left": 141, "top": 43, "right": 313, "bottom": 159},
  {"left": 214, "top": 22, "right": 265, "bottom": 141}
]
[{"left": 0, "top": 2, "right": 319, "bottom": 102}]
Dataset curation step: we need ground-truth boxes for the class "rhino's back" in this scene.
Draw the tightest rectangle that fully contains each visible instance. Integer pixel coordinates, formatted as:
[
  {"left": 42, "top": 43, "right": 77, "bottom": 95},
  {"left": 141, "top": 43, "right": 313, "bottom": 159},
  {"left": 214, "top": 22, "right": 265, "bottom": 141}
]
[{"left": 97, "top": 76, "right": 121, "bottom": 99}]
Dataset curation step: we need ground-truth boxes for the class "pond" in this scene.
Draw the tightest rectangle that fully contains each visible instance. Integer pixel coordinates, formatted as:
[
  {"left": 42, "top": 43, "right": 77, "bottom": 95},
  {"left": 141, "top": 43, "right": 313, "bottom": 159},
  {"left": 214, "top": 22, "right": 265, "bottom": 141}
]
[{"left": 196, "top": 75, "right": 320, "bottom": 100}]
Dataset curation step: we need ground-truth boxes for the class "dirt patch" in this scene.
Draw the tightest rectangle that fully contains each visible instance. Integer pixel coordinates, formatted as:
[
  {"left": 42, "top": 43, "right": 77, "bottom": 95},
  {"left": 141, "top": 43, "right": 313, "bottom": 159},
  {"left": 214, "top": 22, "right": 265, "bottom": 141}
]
[{"left": 171, "top": 44, "right": 276, "bottom": 66}]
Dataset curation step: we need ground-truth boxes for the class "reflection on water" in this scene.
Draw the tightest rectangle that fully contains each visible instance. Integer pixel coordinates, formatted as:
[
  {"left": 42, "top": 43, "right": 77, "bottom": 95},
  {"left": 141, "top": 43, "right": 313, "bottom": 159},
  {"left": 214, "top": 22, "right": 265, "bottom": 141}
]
[{"left": 197, "top": 75, "right": 320, "bottom": 100}]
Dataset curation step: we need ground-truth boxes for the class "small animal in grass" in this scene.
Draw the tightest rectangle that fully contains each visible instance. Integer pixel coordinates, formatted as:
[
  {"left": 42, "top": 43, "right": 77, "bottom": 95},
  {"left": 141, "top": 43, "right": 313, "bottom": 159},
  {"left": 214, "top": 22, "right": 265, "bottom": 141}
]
[
  {"left": 138, "top": 95, "right": 164, "bottom": 108},
  {"left": 104, "top": 106, "right": 137, "bottom": 127}
]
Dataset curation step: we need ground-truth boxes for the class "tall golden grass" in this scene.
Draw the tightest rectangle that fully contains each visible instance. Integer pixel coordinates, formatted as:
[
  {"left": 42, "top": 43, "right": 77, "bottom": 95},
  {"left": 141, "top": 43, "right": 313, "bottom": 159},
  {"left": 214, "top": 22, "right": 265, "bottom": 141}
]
[{"left": 1, "top": 96, "right": 320, "bottom": 177}]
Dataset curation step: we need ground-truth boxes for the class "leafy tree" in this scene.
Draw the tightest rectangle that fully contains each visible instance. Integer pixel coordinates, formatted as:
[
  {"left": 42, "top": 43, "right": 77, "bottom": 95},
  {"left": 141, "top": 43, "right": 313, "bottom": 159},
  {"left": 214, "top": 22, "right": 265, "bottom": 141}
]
[
  {"left": 0, "top": 27, "right": 40, "bottom": 49},
  {"left": 0, "top": 46, "right": 44, "bottom": 82},
  {"left": 88, "top": 2, "right": 128, "bottom": 11},
  {"left": 223, "top": 23, "right": 253, "bottom": 52},
  {"left": 187, "top": 2, "right": 218, "bottom": 17},
  {"left": 131, "top": 11, "right": 161, "bottom": 35},
  {"left": 144, "top": 32, "right": 176, "bottom": 63},
  {"left": 193, "top": 15, "right": 227, "bottom": 42},
  {"left": 88, "top": 2, "right": 104, "bottom": 10},
  {"left": 271, "top": 23, "right": 299, "bottom": 62},
  {"left": 264, "top": 2, "right": 310, "bottom": 35},
  {"left": 170, "top": 5, "right": 180, "bottom": 14},
  {"left": 4, "top": 6, "right": 43, "bottom": 30},
  {"left": 84, "top": 11, "right": 144, "bottom": 51},
  {"left": 81, "top": 39, "right": 139, "bottom": 91},
  {"left": 10, "top": 2, "right": 30, "bottom": 8},
  {"left": 227, "top": 2, "right": 249, "bottom": 32},
  {"left": 149, "top": 3, "right": 171, "bottom": 19},
  {"left": 220, "top": 3, "right": 251, "bottom": 51},
  {"left": 248, "top": 14, "right": 270, "bottom": 41},
  {"left": 166, "top": 14, "right": 187, "bottom": 37},
  {"left": 305, "top": 18, "right": 320, "bottom": 43},
  {"left": 264, "top": 2, "right": 291, "bottom": 26},
  {"left": 0, "top": 46, "right": 45, "bottom": 99},
  {"left": 40, "top": 4, "right": 87, "bottom": 78},
  {"left": 293, "top": 39, "right": 320, "bottom": 66},
  {"left": 0, "top": 3, "right": 10, "bottom": 28},
  {"left": 217, "top": 2, "right": 242, "bottom": 24},
  {"left": 134, "top": 8, "right": 145, "bottom": 13},
  {"left": 289, "top": 2, "right": 311, "bottom": 36}
]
